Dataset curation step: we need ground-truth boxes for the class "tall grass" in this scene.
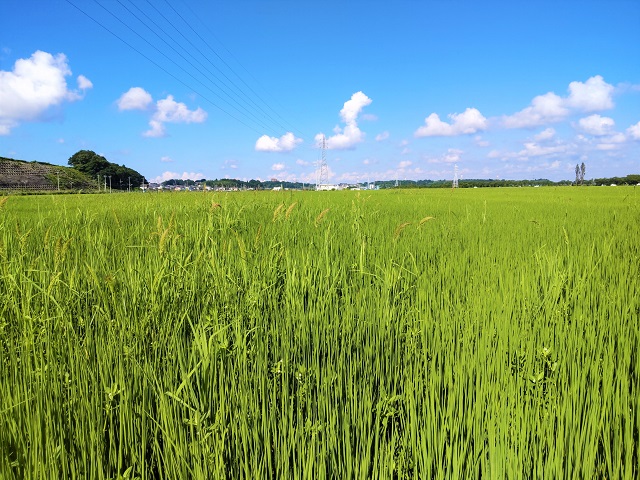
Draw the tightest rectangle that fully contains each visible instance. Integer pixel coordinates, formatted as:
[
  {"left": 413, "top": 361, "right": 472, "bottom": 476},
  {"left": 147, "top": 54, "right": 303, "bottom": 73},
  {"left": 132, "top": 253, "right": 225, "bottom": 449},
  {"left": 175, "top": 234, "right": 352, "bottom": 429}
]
[{"left": 0, "top": 187, "right": 638, "bottom": 479}]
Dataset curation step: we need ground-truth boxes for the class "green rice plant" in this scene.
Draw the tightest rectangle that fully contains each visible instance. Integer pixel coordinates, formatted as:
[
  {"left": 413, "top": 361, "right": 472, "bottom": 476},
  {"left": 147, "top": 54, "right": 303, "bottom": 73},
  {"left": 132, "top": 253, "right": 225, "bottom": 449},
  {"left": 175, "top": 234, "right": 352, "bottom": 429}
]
[{"left": 0, "top": 187, "right": 638, "bottom": 479}]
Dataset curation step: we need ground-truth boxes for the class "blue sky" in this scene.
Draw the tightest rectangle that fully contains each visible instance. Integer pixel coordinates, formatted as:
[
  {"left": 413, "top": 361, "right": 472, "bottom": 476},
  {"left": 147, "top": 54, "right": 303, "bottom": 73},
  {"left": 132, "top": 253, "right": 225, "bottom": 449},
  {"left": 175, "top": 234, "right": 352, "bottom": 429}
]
[{"left": 1, "top": 0, "right": 639, "bottom": 183}]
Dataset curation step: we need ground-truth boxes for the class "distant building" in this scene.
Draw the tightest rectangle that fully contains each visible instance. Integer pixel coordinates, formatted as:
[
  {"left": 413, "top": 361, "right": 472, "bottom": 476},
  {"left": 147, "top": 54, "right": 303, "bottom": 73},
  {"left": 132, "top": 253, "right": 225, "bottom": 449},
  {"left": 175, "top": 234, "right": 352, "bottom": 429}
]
[{"left": 316, "top": 184, "right": 342, "bottom": 191}]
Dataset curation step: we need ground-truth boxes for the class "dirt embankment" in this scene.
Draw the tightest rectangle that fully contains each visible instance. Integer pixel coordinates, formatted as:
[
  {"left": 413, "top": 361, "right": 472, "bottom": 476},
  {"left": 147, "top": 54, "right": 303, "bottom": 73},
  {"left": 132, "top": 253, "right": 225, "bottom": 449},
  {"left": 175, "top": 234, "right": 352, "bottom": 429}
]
[{"left": 0, "top": 157, "right": 95, "bottom": 191}]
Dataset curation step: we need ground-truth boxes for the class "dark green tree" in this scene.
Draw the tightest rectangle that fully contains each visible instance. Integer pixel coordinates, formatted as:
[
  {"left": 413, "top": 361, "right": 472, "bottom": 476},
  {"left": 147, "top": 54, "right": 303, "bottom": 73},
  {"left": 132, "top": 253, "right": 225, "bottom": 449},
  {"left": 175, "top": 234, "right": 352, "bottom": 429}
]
[
  {"left": 68, "top": 150, "right": 110, "bottom": 175},
  {"left": 68, "top": 150, "right": 146, "bottom": 190}
]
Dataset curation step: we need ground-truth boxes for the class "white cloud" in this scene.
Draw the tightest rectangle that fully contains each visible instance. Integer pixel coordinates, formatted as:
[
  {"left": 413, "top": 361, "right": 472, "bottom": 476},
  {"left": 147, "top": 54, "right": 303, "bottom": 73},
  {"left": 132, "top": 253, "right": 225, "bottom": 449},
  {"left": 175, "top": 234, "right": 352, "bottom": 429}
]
[
  {"left": 489, "top": 140, "right": 571, "bottom": 161},
  {"left": 154, "top": 95, "right": 207, "bottom": 123},
  {"left": 578, "top": 114, "right": 615, "bottom": 136},
  {"left": 375, "top": 131, "right": 389, "bottom": 141},
  {"left": 503, "top": 76, "right": 615, "bottom": 129},
  {"left": 398, "top": 160, "right": 412, "bottom": 169},
  {"left": 426, "top": 148, "right": 463, "bottom": 164},
  {"left": 415, "top": 108, "right": 487, "bottom": 137},
  {"left": 143, "top": 120, "right": 165, "bottom": 138},
  {"left": 145, "top": 95, "right": 206, "bottom": 138},
  {"left": 503, "top": 92, "right": 568, "bottom": 128},
  {"left": 117, "top": 87, "right": 153, "bottom": 111},
  {"left": 474, "top": 135, "right": 490, "bottom": 147},
  {"left": 534, "top": 128, "right": 556, "bottom": 141},
  {"left": 626, "top": 121, "right": 640, "bottom": 140},
  {"left": 150, "top": 171, "right": 204, "bottom": 183},
  {"left": 0, "top": 50, "right": 91, "bottom": 135},
  {"left": 566, "top": 75, "right": 614, "bottom": 112},
  {"left": 595, "top": 132, "right": 627, "bottom": 151},
  {"left": 315, "top": 91, "right": 372, "bottom": 150},
  {"left": 255, "top": 132, "right": 302, "bottom": 152},
  {"left": 519, "top": 142, "right": 568, "bottom": 158},
  {"left": 271, "top": 163, "right": 285, "bottom": 171},
  {"left": 340, "top": 91, "right": 372, "bottom": 124},
  {"left": 221, "top": 160, "right": 238, "bottom": 170},
  {"left": 77, "top": 75, "right": 93, "bottom": 90},
  {"left": 118, "top": 89, "right": 207, "bottom": 137},
  {"left": 296, "top": 159, "right": 310, "bottom": 166},
  {"left": 160, "top": 156, "right": 173, "bottom": 163},
  {"left": 596, "top": 143, "right": 618, "bottom": 151}
]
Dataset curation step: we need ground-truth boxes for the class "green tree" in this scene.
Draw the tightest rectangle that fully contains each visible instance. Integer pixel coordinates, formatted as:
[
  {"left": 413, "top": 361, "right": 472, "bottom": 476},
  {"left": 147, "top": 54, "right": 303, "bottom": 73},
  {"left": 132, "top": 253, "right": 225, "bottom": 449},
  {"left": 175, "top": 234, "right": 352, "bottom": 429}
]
[
  {"left": 68, "top": 150, "right": 110, "bottom": 175},
  {"left": 68, "top": 150, "right": 146, "bottom": 190}
]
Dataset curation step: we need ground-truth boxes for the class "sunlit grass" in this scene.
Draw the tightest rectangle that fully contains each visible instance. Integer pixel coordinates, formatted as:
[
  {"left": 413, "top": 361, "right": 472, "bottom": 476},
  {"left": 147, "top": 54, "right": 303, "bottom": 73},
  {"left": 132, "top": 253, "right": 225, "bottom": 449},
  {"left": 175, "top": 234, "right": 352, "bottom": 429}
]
[{"left": 0, "top": 187, "right": 638, "bottom": 479}]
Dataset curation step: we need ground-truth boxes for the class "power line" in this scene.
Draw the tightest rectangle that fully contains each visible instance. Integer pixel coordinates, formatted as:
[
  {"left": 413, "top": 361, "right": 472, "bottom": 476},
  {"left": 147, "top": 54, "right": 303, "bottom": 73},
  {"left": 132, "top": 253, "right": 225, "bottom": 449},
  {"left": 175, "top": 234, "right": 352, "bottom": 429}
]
[
  {"left": 163, "top": 0, "right": 305, "bottom": 138},
  {"left": 143, "top": 0, "right": 293, "bottom": 136},
  {"left": 93, "top": 0, "right": 279, "bottom": 134},
  {"left": 176, "top": 0, "right": 307, "bottom": 139},
  {"left": 119, "top": 0, "right": 280, "bottom": 134},
  {"left": 65, "top": 0, "right": 275, "bottom": 135}
]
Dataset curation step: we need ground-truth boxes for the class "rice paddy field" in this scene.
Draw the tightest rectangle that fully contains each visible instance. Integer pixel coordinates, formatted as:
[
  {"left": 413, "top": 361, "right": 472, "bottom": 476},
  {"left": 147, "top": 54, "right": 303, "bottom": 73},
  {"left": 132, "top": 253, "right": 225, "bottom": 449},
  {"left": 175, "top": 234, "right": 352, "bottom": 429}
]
[{"left": 0, "top": 187, "right": 638, "bottom": 479}]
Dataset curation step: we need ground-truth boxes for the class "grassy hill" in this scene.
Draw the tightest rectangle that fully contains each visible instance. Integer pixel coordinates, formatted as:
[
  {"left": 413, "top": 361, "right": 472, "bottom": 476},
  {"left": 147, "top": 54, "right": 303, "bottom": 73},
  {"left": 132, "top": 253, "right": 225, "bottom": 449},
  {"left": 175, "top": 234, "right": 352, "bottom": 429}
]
[{"left": 0, "top": 157, "right": 96, "bottom": 192}]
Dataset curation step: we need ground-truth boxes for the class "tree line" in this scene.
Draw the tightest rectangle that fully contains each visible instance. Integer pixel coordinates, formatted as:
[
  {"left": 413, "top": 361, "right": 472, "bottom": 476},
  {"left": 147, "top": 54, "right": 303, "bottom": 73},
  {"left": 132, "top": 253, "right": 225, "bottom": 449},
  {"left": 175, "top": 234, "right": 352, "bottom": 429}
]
[{"left": 68, "top": 150, "right": 146, "bottom": 190}]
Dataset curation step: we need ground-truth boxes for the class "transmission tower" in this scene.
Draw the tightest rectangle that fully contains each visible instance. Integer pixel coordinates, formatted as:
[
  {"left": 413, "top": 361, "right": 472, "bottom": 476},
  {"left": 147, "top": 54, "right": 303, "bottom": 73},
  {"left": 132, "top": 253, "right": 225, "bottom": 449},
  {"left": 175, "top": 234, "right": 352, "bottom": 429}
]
[
  {"left": 316, "top": 135, "right": 328, "bottom": 189},
  {"left": 453, "top": 164, "right": 459, "bottom": 189}
]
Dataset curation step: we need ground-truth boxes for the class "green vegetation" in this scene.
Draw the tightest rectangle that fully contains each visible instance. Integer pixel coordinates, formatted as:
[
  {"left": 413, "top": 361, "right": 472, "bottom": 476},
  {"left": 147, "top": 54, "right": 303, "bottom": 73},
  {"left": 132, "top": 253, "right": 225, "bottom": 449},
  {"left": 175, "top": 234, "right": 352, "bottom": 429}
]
[
  {"left": 0, "top": 188, "right": 638, "bottom": 479},
  {"left": 68, "top": 150, "right": 146, "bottom": 190},
  {"left": 0, "top": 157, "right": 96, "bottom": 192}
]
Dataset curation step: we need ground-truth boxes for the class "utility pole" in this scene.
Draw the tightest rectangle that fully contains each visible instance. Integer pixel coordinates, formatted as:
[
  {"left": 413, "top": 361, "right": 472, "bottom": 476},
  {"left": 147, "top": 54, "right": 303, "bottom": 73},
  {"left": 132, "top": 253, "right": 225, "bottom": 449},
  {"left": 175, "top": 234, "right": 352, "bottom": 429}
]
[
  {"left": 128, "top": 177, "right": 131, "bottom": 192},
  {"left": 97, "top": 174, "right": 100, "bottom": 192},
  {"left": 316, "top": 135, "right": 328, "bottom": 190},
  {"left": 108, "top": 175, "right": 112, "bottom": 193}
]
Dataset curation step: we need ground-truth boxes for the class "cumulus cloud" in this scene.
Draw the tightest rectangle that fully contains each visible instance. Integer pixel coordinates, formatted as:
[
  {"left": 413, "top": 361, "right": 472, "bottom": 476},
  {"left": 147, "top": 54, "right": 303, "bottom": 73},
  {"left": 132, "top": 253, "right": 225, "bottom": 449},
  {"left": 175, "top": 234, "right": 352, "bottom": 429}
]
[
  {"left": 117, "top": 88, "right": 207, "bottom": 137},
  {"left": 489, "top": 140, "right": 571, "bottom": 161},
  {"left": 145, "top": 96, "right": 207, "bottom": 138},
  {"left": 415, "top": 108, "right": 487, "bottom": 137},
  {"left": 154, "top": 95, "right": 207, "bottom": 123},
  {"left": 255, "top": 132, "right": 302, "bottom": 152},
  {"left": 503, "top": 76, "right": 615, "bottom": 128},
  {"left": 534, "top": 128, "right": 556, "bottom": 142},
  {"left": 0, "top": 50, "right": 92, "bottom": 134},
  {"left": 160, "top": 156, "right": 173, "bottom": 163},
  {"left": 426, "top": 148, "right": 464, "bottom": 164},
  {"left": 566, "top": 75, "right": 615, "bottom": 111},
  {"left": 296, "top": 159, "right": 310, "bottom": 166},
  {"left": 626, "top": 121, "right": 640, "bottom": 140},
  {"left": 117, "top": 87, "right": 153, "bottom": 111},
  {"left": 315, "top": 91, "right": 372, "bottom": 150},
  {"left": 375, "top": 131, "right": 389, "bottom": 141},
  {"left": 595, "top": 132, "right": 627, "bottom": 151},
  {"left": 77, "top": 75, "right": 93, "bottom": 90},
  {"left": 271, "top": 163, "right": 285, "bottom": 171},
  {"left": 398, "top": 160, "right": 412, "bottom": 169},
  {"left": 503, "top": 92, "right": 568, "bottom": 128},
  {"left": 577, "top": 114, "right": 615, "bottom": 136},
  {"left": 150, "top": 171, "right": 204, "bottom": 183}
]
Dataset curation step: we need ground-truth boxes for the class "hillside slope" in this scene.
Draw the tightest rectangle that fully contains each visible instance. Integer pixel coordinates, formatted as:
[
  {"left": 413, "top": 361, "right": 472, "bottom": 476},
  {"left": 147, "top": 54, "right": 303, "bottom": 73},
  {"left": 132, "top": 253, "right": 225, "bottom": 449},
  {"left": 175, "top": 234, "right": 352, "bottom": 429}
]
[{"left": 0, "top": 157, "right": 96, "bottom": 191}]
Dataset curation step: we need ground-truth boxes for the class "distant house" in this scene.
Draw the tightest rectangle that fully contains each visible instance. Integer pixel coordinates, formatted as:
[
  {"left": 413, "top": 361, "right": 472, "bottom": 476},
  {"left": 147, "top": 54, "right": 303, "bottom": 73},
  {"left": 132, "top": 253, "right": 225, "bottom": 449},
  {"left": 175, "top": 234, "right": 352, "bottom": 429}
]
[{"left": 316, "top": 184, "right": 341, "bottom": 191}]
